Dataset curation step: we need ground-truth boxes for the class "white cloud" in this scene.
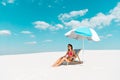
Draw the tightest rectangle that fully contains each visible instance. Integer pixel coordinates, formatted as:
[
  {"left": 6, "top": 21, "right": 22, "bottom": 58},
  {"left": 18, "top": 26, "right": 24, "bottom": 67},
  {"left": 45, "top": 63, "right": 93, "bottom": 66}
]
[
  {"left": 0, "top": 30, "right": 11, "bottom": 36},
  {"left": 109, "top": 2, "right": 120, "bottom": 22},
  {"left": 58, "top": 9, "right": 88, "bottom": 22},
  {"left": 1, "top": 0, "right": 15, "bottom": 6},
  {"left": 63, "top": 12, "right": 114, "bottom": 29},
  {"left": 33, "top": 21, "right": 64, "bottom": 31},
  {"left": 106, "top": 34, "right": 112, "bottom": 37},
  {"left": 8, "top": 0, "right": 15, "bottom": 3},
  {"left": 60, "top": 2, "right": 120, "bottom": 29},
  {"left": 1, "top": 2, "right": 6, "bottom": 6},
  {"left": 24, "top": 41, "right": 37, "bottom": 45},
  {"left": 89, "top": 13, "right": 114, "bottom": 28},
  {"left": 70, "top": 9, "right": 88, "bottom": 16},
  {"left": 100, "top": 34, "right": 113, "bottom": 39},
  {"left": 50, "top": 24, "right": 64, "bottom": 30},
  {"left": 43, "top": 39, "right": 53, "bottom": 43},
  {"left": 21, "top": 30, "right": 35, "bottom": 38},
  {"left": 64, "top": 20, "right": 83, "bottom": 28},
  {"left": 33, "top": 21, "right": 50, "bottom": 30},
  {"left": 55, "top": 24, "right": 64, "bottom": 29},
  {"left": 56, "top": 24, "right": 64, "bottom": 29},
  {"left": 21, "top": 31, "right": 32, "bottom": 34}
]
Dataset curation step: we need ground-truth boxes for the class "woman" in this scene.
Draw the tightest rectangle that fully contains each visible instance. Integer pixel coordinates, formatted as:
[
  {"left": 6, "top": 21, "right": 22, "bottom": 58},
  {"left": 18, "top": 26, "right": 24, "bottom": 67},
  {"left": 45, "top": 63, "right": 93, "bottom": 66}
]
[{"left": 52, "top": 44, "right": 77, "bottom": 67}]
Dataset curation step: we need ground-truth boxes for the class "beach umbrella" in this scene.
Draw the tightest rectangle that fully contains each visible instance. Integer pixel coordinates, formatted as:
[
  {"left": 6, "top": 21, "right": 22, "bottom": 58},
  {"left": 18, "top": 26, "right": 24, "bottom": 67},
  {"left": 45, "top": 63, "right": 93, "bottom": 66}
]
[{"left": 65, "top": 27, "right": 100, "bottom": 54}]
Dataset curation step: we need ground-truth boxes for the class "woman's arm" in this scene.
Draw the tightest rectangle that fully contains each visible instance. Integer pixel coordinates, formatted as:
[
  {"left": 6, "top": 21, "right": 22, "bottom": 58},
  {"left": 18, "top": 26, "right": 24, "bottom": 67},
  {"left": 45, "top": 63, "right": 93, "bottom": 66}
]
[
  {"left": 73, "top": 50, "right": 81, "bottom": 62},
  {"left": 73, "top": 51, "right": 77, "bottom": 58}
]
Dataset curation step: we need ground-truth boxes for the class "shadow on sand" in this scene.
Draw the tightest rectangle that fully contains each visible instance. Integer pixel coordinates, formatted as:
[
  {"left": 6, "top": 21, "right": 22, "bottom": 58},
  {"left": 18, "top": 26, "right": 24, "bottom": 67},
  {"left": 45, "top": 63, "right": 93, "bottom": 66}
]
[{"left": 62, "top": 61, "right": 83, "bottom": 65}]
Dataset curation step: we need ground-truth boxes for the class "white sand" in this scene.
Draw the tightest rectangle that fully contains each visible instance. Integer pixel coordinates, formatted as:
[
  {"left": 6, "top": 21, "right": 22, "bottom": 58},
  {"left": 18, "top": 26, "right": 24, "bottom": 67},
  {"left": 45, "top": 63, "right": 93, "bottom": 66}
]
[{"left": 0, "top": 50, "right": 120, "bottom": 80}]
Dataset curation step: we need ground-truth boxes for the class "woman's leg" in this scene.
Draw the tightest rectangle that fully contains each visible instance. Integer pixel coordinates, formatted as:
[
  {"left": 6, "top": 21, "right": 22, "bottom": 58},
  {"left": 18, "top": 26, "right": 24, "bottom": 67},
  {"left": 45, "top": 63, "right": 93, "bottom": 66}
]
[
  {"left": 55, "top": 57, "right": 70, "bottom": 67},
  {"left": 52, "top": 57, "right": 64, "bottom": 67}
]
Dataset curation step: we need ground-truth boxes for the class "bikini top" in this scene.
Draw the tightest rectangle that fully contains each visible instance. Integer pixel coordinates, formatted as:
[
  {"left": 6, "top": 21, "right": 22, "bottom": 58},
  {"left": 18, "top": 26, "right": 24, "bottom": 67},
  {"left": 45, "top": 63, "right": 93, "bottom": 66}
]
[{"left": 67, "top": 51, "right": 73, "bottom": 57}]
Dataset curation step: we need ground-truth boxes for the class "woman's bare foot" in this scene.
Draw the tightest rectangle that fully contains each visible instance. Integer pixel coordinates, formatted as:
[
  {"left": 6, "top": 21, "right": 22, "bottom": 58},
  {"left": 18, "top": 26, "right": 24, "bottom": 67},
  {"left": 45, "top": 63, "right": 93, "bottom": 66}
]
[
  {"left": 52, "top": 64, "right": 59, "bottom": 67},
  {"left": 52, "top": 64, "right": 56, "bottom": 67}
]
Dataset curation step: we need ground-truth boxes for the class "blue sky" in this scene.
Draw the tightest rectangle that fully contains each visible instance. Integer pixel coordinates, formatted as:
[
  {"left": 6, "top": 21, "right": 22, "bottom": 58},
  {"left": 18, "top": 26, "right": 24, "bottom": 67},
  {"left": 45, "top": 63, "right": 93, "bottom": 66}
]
[{"left": 0, "top": 0, "right": 120, "bottom": 55}]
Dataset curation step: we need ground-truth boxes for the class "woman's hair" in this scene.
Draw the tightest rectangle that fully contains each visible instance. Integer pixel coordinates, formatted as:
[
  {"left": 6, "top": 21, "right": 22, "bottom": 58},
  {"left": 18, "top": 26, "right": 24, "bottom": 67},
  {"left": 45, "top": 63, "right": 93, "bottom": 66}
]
[{"left": 68, "top": 44, "right": 73, "bottom": 50}]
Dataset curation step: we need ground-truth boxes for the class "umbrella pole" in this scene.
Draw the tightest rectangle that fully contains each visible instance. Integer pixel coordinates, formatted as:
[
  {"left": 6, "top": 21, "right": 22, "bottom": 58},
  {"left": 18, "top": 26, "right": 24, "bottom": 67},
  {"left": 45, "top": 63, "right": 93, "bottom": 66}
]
[
  {"left": 82, "top": 38, "right": 84, "bottom": 54},
  {"left": 82, "top": 38, "right": 85, "bottom": 62}
]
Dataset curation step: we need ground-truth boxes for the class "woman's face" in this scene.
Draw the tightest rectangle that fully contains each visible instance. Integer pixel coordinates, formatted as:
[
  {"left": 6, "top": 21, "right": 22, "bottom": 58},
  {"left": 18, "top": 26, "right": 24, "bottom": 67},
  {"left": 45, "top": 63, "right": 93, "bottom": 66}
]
[{"left": 68, "top": 45, "right": 71, "bottom": 51}]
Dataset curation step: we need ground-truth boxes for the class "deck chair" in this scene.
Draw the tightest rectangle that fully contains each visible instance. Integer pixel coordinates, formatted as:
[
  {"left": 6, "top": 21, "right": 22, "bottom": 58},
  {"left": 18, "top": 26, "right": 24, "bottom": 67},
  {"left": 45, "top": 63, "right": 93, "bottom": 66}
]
[
  {"left": 74, "top": 49, "right": 81, "bottom": 61},
  {"left": 66, "top": 49, "right": 82, "bottom": 65}
]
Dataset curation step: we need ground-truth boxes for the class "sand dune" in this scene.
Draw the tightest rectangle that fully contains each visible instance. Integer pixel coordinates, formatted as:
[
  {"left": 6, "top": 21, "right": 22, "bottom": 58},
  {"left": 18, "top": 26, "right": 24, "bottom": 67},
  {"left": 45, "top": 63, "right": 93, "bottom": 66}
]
[{"left": 0, "top": 50, "right": 120, "bottom": 80}]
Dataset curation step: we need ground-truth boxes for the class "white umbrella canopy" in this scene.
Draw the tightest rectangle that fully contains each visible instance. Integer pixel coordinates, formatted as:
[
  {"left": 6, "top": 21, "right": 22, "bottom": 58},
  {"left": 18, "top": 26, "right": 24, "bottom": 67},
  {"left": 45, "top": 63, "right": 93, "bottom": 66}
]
[
  {"left": 88, "top": 28, "right": 100, "bottom": 41},
  {"left": 65, "top": 29, "right": 85, "bottom": 39},
  {"left": 65, "top": 27, "right": 100, "bottom": 56},
  {"left": 65, "top": 28, "right": 100, "bottom": 41}
]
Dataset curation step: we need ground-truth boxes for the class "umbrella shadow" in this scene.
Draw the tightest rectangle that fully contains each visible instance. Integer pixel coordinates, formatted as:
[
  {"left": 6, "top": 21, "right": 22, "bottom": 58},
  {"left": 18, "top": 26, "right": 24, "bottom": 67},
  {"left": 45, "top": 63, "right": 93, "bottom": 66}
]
[{"left": 62, "top": 61, "right": 83, "bottom": 66}]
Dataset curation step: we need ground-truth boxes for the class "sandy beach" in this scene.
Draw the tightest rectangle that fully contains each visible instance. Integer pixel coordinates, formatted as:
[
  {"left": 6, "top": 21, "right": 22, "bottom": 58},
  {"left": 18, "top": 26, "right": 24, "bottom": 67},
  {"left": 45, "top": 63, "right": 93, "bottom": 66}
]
[{"left": 0, "top": 50, "right": 120, "bottom": 80}]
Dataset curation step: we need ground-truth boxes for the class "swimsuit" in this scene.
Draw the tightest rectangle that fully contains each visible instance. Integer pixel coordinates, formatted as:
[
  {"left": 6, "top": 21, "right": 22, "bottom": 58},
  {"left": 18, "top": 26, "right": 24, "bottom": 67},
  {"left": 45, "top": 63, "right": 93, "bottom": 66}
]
[{"left": 67, "top": 51, "right": 73, "bottom": 57}]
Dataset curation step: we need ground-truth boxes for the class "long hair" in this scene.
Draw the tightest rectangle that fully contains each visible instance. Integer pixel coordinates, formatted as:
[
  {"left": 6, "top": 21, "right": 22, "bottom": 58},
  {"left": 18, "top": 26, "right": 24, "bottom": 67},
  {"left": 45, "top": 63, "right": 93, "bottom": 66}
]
[{"left": 68, "top": 44, "right": 73, "bottom": 51}]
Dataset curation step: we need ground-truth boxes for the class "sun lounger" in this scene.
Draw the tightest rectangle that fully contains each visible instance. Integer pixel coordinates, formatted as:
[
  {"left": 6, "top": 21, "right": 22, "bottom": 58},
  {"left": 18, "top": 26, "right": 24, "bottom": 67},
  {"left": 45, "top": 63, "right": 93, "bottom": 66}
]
[{"left": 66, "top": 49, "right": 83, "bottom": 65}]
